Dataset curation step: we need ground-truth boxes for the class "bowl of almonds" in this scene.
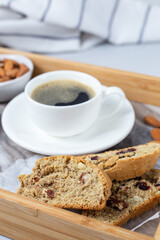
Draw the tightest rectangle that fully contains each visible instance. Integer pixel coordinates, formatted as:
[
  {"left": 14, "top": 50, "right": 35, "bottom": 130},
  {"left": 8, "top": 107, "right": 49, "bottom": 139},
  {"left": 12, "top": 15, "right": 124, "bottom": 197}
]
[{"left": 0, "top": 54, "right": 33, "bottom": 102}]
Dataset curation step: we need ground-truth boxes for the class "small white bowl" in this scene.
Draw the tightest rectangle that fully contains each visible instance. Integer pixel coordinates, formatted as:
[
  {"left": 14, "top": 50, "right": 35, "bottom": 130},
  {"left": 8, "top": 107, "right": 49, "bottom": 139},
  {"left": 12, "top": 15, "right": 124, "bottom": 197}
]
[{"left": 0, "top": 54, "right": 33, "bottom": 102}]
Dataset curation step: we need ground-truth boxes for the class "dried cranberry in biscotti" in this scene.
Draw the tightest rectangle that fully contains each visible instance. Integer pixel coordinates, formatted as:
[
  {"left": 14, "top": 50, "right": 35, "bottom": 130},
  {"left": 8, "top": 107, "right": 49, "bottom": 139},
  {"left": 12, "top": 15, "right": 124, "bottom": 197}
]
[
  {"left": 80, "top": 172, "right": 87, "bottom": 184},
  {"left": 135, "top": 182, "right": 150, "bottom": 191},
  {"left": 31, "top": 177, "right": 40, "bottom": 184},
  {"left": 46, "top": 189, "right": 54, "bottom": 198},
  {"left": 107, "top": 197, "right": 128, "bottom": 211},
  {"left": 116, "top": 148, "right": 136, "bottom": 155},
  {"left": 155, "top": 182, "right": 160, "bottom": 187},
  {"left": 67, "top": 166, "right": 71, "bottom": 172},
  {"left": 34, "top": 177, "right": 40, "bottom": 182},
  {"left": 90, "top": 156, "right": 98, "bottom": 161}
]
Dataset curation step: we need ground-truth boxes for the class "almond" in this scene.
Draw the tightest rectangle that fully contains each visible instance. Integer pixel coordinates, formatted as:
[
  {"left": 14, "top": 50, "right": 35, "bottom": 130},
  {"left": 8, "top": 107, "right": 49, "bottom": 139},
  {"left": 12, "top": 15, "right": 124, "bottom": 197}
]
[
  {"left": 144, "top": 115, "right": 160, "bottom": 128},
  {"left": 4, "top": 59, "right": 19, "bottom": 69},
  {"left": 0, "top": 76, "right": 11, "bottom": 82},
  {"left": 16, "top": 64, "right": 29, "bottom": 77},
  {"left": 151, "top": 128, "right": 160, "bottom": 141},
  {"left": 105, "top": 155, "right": 118, "bottom": 169},
  {"left": 6, "top": 68, "right": 19, "bottom": 79},
  {"left": 0, "top": 68, "right": 5, "bottom": 77},
  {"left": 4, "top": 60, "right": 15, "bottom": 71},
  {"left": 0, "top": 61, "right": 4, "bottom": 68},
  {"left": 0, "top": 59, "right": 29, "bottom": 83},
  {"left": 98, "top": 162, "right": 104, "bottom": 169}
]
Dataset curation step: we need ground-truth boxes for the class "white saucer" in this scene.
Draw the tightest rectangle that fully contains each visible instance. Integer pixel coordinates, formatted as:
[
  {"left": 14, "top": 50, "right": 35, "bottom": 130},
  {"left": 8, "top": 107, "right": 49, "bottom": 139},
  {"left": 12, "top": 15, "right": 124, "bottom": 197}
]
[{"left": 2, "top": 92, "right": 135, "bottom": 155}]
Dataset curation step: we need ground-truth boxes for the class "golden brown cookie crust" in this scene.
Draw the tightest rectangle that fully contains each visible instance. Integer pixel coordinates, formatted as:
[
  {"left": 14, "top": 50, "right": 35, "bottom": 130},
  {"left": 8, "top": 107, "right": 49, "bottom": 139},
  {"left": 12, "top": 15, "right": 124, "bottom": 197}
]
[{"left": 81, "top": 142, "right": 160, "bottom": 181}]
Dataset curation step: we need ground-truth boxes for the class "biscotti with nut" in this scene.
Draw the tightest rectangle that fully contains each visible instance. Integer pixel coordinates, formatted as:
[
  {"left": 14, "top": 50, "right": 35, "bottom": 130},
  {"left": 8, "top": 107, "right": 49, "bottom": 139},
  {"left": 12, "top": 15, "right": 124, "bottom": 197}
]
[
  {"left": 17, "top": 156, "right": 112, "bottom": 210},
  {"left": 83, "top": 169, "right": 160, "bottom": 226},
  {"left": 81, "top": 142, "right": 160, "bottom": 181}
]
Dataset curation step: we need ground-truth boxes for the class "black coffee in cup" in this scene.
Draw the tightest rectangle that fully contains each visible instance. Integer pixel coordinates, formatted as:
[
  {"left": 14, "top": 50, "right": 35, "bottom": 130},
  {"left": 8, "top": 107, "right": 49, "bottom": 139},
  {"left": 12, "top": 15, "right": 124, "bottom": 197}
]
[{"left": 31, "top": 79, "right": 95, "bottom": 106}]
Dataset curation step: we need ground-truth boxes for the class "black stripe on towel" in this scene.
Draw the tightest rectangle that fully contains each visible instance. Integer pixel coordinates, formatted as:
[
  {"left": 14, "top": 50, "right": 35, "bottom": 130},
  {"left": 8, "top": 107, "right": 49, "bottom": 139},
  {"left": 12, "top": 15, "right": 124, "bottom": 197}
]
[
  {"left": 138, "top": 5, "right": 151, "bottom": 43},
  {"left": 77, "top": 0, "right": 87, "bottom": 29},
  {"left": 0, "top": 33, "right": 79, "bottom": 40},
  {"left": 108, "top": 0, "right": 120, "bottom": 40},
  {"left": 41, "top": 0, "right": 52, "bottom": 21}
]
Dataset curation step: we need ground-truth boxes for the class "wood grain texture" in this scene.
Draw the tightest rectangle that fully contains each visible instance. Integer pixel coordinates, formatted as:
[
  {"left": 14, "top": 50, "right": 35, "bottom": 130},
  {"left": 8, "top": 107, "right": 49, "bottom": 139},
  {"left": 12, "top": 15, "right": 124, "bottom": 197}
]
[
  {"left": 0, "top": 47, "right": 160, "bottom": 106},
  {"left": 0, "top": 189, "right": 153, "bottom": 240},
  {"left": 0, "top": 47, "right": 159, "bottom": 239},
  {"left": 154, "top": 224, "right": 160, "bottom": 240}
]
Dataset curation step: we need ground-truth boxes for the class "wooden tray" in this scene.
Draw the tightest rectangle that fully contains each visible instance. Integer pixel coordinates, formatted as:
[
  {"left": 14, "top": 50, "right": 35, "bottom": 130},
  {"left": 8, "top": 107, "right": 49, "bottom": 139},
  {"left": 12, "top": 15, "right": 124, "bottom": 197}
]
[{"left": 0, "top": 47, "right": 160, "bottom": 240}]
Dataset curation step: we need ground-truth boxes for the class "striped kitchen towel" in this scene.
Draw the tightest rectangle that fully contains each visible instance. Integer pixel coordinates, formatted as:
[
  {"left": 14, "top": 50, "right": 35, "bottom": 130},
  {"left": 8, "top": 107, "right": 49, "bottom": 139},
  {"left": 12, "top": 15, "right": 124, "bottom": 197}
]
[{"left": 0, "top": 0, "right": 160, "bottom": 53}]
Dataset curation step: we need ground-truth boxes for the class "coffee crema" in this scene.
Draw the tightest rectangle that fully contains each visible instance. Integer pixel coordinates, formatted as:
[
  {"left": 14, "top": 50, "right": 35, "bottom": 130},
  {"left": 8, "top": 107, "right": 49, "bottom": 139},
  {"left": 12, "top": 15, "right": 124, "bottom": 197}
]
[{"left": 31, "top": 79, "right": 96, "bottom": 106}]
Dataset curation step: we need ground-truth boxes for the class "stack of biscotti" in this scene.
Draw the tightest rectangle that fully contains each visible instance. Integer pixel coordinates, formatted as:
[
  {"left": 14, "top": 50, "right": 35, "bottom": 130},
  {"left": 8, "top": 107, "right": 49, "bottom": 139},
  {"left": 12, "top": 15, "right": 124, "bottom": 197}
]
[
  {"left": 17, "top": 142, "right": 160, "bottom": 226},
  {"left": 83, "top": 169, "right": 160, "bottom": 226},
  {"left": 82, "top": 142, "right": 160, "bottom": 226},
  {"left": 17, "top": 156, "right": 112, "bottom": 210}
]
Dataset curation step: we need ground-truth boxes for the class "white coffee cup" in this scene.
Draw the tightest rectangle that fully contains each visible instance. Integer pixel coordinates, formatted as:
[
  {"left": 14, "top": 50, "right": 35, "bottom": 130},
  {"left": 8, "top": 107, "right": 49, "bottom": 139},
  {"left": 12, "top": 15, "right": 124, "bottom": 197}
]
[{"left": 25, "top": 70, "right": 125, "bottom": 137}]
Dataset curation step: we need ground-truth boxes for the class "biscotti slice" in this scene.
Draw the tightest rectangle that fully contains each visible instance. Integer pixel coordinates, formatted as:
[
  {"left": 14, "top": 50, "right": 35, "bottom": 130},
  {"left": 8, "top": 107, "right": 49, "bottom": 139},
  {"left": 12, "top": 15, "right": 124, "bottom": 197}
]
[
  {"left": 17, "top": 156, "right": 112, "bottom": 210},
  {"left": 81, "top": 142, "right": 160, "bottom": 181},
  {"left": 83, "top": 169, "right": 160, "bottom": 226}
]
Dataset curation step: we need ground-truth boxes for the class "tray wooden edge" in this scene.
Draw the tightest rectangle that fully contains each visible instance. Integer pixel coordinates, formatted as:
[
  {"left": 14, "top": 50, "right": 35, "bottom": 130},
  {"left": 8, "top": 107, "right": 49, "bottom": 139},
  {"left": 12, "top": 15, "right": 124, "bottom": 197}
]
[
  {"left": 154, "top": 224, "right": 160, "bottom": 240},
  {"left": 0, "top": 188, "right": 153, "bottom": 240},
  {"left": 0, "top": 47, "right": 159, "bottom": 239},
  {"left": 0, "top": 47, "right": 160, "bottom": 106}
]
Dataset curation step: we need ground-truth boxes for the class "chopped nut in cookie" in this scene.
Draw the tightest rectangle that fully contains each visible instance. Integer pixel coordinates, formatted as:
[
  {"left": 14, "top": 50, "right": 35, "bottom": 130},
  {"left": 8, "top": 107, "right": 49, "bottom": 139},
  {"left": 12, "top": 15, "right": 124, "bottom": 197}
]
[
  {"left": 80, "top": 172, "right": 91, "bottom": 184},
  {"left": 78, "top": 162, "right": 86, "bottom": 170},
  {"left": 104, "top": 155, "right": 118, "bottom": 169}
]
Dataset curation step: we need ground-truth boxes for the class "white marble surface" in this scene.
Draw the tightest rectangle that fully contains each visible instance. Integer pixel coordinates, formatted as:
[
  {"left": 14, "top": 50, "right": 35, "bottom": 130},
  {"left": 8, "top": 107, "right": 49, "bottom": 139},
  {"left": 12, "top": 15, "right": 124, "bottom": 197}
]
[{"left": 0, "top": 43, "right": 160, "bottom": 239}]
